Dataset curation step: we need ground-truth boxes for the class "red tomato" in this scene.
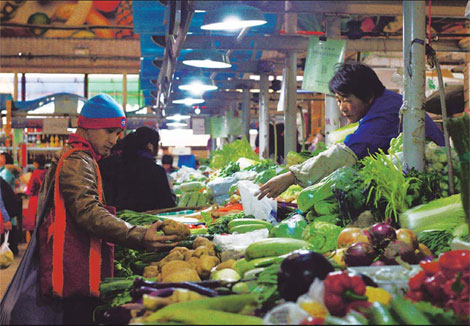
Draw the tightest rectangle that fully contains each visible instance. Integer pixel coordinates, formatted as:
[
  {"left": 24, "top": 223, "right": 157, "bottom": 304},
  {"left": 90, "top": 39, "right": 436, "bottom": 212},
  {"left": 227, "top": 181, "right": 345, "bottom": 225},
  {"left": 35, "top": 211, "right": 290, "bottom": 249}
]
[{"left": 93, "top": 1, "right": 120, "bottom": 12}]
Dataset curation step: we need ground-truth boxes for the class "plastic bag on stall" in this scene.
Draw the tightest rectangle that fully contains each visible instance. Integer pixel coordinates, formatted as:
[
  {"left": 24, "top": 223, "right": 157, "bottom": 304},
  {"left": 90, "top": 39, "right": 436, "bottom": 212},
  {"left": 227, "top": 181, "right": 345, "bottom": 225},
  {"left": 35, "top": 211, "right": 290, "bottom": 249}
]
[
  {"left": 263, "top": 302, "right": 309, "bottom": 325},
  {"left": 213, "top": 228, "right": 269, "bottom": 261},
  {"left": 207, "top": 176, "right": 237, "bottom": 198},
  {"left": 0, "top": 231, "right": 14, "bottom": 269},
  {"left": 237, "top": 180, "right": 277, "bottom": 224}
]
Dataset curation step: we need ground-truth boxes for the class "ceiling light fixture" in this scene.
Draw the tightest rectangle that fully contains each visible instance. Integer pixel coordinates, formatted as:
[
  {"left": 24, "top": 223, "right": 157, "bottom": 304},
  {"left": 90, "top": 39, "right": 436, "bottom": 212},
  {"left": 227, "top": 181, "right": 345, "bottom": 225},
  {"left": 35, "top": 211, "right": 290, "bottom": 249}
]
[
  {"left": 172, "top": 96, "right": 205, "bottom": 106},
  {"left": 201, "top": 4, "right": 266, "bottom": 31},
  {"left": 182, "top": 50, "right": 231, "bottom": 69},
  {"left": 178, "top": 76, "right": 217, "bottom": 95},
  {"left": 167, "top": 114, "right": 191, "bottom": 121}
]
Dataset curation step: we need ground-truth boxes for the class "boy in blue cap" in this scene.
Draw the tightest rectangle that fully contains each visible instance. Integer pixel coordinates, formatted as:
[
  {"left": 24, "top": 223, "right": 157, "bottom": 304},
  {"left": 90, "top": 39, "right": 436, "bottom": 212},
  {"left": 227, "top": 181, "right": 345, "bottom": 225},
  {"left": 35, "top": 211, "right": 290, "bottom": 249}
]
[{"left": 1, "top": 94, "right": 178, "bottom": 325}]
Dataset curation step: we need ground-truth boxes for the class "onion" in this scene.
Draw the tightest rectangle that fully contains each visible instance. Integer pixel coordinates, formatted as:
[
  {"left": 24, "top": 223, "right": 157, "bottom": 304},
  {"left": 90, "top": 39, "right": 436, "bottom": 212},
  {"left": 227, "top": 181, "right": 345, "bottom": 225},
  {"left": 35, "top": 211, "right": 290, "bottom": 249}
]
[
  {"left": 344, "top": 242, "right": 377, "bottom": 267},
  {"left": 367, "top": 223, "right": 397, "bottom": 249},
  {"left": 370, "top": 260, "right": 386, "bottom": 266}
]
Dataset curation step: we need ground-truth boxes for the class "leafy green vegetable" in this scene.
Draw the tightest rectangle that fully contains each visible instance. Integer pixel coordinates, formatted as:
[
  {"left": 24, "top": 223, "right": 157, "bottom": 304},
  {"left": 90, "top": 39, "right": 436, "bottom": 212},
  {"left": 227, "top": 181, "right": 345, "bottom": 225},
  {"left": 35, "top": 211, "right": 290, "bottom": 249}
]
[
  {"left": 219, "top": 161, "right": 240, "bottom": 177},
  {"left": 269, "top": 214, "right": 308, "bottom": 239},
  {"left": 116, "top": 210, "right": 160, "bottom": 225},
  {"left": 286, "top": 150, "right": 314, "bottom": 167},
  {"left": 302, "top": 221, "right": 343, "bottom": 253},
  {"left": 278, "top": 184, "right": 303, "bottom": 203},
  {"left": 400, "top": 194, "right": 466, "bottom": 233},
  {"left": 359, "top": 149, "right": 416, "bottom": 222},
  {"left": 250, "top": 262, "right": 281, "bottom": 305},
  {"left": 209, "top": 137, "right": 259, "bottom": 169},
  {"left": 242, "top": 159, "right": 277, "bottom": 173}
]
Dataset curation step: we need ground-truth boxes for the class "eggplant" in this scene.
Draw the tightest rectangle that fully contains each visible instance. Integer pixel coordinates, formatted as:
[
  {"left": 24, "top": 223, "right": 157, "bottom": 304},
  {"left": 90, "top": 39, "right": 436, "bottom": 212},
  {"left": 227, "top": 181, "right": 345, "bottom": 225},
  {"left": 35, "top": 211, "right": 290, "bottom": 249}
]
[
  {"left": 100, "top": 306, "right": 132, "bottom": 325},
  {"left": 277, "top": 249, "right": 334, "bottom": 302},
  {"left": 130, "top": 286, "right": 175, "bottom": 300},
  {"left": 132, "top": 278, "right": 218, "bottom": 297}
]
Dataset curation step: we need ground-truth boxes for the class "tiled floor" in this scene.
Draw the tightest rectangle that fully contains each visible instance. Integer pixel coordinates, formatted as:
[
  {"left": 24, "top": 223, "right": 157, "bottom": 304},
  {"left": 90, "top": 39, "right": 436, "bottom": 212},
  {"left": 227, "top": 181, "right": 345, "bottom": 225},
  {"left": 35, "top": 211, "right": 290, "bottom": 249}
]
[{"left": 0, "top": 242, "right": 27, "bottom": 299}]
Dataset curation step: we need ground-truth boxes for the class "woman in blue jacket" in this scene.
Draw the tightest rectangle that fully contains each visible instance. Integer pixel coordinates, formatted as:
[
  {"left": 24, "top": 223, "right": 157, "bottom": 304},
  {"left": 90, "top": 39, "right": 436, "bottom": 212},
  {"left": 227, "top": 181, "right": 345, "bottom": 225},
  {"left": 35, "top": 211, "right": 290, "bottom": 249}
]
[{"left": 258, "top": 61, "right": 445, "bottom": 199}]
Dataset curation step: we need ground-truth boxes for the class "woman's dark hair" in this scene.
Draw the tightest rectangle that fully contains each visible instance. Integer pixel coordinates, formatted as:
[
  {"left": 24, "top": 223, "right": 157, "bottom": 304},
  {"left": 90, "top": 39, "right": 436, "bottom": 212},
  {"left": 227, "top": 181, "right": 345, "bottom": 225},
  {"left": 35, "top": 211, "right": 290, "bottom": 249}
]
[
  {"left": 329, "top": 61, "right": 385, "bottom": 103},
  {"left": 162, "top": 154, "right": 173, "bottom": 165},
  {"left": 122, "top": 126, "right": 160, "bottom": 160},
  {"left": 1, "top": 152, "right": 13, "bottom": 164},
  {"left": 34, "top": 154, "right": 46, "bottom": 169}
]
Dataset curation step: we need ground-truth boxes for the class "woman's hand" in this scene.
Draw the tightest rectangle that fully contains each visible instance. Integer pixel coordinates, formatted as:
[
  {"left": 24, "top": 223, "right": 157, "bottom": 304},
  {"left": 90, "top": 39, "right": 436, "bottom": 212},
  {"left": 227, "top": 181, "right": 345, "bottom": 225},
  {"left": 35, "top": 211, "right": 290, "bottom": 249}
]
[
  {"left": 3, "top": 221, "right": 12, "bottom": 231},
  {"left": 143, "top": 220, "right": 178, "bottom": 251},
  {"left": 257, "top": 171, "right": 296, "bottom": 200}
]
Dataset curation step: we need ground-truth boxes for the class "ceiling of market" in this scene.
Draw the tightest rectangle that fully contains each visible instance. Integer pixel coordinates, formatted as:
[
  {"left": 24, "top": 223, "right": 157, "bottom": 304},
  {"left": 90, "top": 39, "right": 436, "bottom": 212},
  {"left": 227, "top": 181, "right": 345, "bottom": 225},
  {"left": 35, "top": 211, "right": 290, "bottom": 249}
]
[{"left": 0, "top": 0, "right": 468, "bottom": 118}]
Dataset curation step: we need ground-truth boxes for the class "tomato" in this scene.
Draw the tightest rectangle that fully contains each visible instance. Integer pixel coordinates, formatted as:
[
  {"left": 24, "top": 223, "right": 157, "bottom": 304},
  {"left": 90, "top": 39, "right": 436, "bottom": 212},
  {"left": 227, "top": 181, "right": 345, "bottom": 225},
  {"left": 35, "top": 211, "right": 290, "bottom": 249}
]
[
  {"left": 93, "top": 0, "right": 120, "bottom": 12},
  {"left": 337, "top": 228, "right": 369, "bottom": 248}
]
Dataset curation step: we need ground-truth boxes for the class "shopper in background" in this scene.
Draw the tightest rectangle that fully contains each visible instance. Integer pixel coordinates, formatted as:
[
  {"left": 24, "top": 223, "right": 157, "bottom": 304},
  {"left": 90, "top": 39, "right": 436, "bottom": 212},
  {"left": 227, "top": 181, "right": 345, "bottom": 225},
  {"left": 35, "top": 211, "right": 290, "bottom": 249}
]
[
  {"left": 0, "top": 152, "right": 21, "bottom": 190},
  {"left": 0, "top": 177, "right": 22, "bottom": 250},
  {"left": 23, "top": 154, "right": 47, "bottom": 235},
  {"left": 258, "top": 61, "right": 445, "bottom": 199},
  {"left": 0, "top": 152, "right": 22, "bottom": 256},
  {"left": 115, "top": 126, "right": 176, "bottom": 212},
  {"left": 98, "top": 137, "right": 125, "bottom": 208},
  {"left": 1, "top": 94, "right": 178, "bottom": 325},
  {"left": 162, "top": 154, "right": 177, "bottom": 174}
]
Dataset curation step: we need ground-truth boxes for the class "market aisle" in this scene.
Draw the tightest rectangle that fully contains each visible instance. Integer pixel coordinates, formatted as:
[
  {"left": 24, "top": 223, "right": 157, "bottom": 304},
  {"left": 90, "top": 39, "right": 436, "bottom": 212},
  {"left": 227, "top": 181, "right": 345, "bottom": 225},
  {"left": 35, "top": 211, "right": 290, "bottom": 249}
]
[{"left": 0, "top": 242, "right": 27, "bottom": 299}]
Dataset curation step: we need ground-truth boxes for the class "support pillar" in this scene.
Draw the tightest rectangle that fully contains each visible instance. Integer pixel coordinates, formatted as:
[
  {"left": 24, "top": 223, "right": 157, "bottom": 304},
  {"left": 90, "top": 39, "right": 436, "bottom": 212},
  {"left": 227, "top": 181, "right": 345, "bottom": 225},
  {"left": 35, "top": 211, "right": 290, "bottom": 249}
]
[
  {"left": 402, "top": 0, "right": 426, "bottom": 171},
  {"left": 242, "top": 88, "right": 250, "bottom": 140},
  {"left": 259, "top": 73, "right": 270, "bottom": 159},
  {"left": 324, "top": 15, "right": 342, "bottom": 145},
  {"left": 122, "top": 72, "right": 128, "bottom": 112}
]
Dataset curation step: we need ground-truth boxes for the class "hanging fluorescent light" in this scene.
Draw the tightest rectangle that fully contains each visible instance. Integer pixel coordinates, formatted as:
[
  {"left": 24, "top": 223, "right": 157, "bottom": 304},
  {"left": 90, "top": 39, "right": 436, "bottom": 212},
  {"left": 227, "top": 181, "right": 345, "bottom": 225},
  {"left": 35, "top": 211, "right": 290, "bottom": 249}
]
[
  {"left": 167, "top": 114, "right": 191, "bottom": 121},
  {"left": 182, "top": 50, "right": 231, "bottom": 69},
  {"left": 166, "top": 121, "right": 188, "bottom": 128},
  {"left": 201, "top": 4, "right": 266, "bottom": 31},
  {"left": 178, "top": 76, "right": 217, "bottom": 95},
  {"left": 172, "top": 97, "right": 205, "bottom": 106}
]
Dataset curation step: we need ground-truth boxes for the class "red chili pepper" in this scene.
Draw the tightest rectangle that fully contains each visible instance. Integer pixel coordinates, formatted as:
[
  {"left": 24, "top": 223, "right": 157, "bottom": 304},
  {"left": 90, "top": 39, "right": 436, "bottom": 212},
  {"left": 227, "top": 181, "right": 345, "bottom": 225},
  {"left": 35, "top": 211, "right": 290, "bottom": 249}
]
[
  {"left": 323, "top": 271, "right": 367, "bottom": 317},
  {"left": 423, "top": 272, "right": 449, "bottom": 302},
  {"left": 420, "top": 260, "right": 440, "bottom": 275},
  {"left": 438, "top": 250, "right": 470, "bottom": 275},
  {"left": 408, "top": 270, "right": 427, "bottom": 291},
  {"left": 406, "top": 289, "right": 425, "bottom": 302}
]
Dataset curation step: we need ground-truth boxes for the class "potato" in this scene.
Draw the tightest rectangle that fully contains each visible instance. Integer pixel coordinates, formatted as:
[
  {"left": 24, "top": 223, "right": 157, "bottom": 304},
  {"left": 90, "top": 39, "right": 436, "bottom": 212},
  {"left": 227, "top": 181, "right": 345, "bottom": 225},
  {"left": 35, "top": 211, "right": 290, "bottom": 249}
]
[
  {"left": 196, "top": 255, "right": 219, "bottom": 279},
  {"left": 160, "top": 260, "right": 193, "bottom": 280},
  {"left": 162, "top": 268, "right": 201, "bottom": 283},
  {"left": 215, "top": 259, "right": 236, "bottom": 271},
  {"left": 193, "top": 245, "right": 216, "bottom": 258},
  {"left": 193, "top": 237, "right": 211, "bottom": 249}
]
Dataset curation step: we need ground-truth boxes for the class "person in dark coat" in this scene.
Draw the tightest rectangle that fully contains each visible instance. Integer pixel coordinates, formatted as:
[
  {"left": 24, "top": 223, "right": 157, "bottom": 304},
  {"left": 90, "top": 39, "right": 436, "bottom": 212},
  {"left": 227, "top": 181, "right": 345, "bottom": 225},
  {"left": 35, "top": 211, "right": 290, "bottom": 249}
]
[{"left": 115, "top": 127, "right": 176, "bottom": 212}]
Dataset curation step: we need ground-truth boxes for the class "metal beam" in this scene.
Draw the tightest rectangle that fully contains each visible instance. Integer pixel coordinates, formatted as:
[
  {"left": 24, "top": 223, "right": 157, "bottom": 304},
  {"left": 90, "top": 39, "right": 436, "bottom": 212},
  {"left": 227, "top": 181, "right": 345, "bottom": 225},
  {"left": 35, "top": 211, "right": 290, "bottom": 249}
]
[
  {"left": 181, "top": 35, "right": 467, "bottom": 52},
  {"left": 189, "top": 0, "right": 467, "bottom": 17}
]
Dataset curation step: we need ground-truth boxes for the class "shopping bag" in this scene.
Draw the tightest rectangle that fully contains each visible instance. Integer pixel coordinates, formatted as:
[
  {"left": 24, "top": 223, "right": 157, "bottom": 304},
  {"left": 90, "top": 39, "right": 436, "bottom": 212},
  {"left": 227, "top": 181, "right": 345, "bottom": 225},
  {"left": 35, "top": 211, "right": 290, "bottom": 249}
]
[
  {"left": 0, "top": 183, "right": 64, "bottom": 325},
  {"left": 0, "top": 232, "right": 14, "bottom": 269},
  {"left": 237, "top": 180, "right": 277, "bottom": 225}
]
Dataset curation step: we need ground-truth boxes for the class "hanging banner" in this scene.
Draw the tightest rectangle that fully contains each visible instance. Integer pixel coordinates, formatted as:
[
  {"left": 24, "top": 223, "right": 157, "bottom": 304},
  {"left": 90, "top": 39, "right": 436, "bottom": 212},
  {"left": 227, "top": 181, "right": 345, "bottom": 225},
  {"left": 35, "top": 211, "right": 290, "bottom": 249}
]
[
  {"left": 301, "top": 36, "right": 346, "bottom": 94},
  {"left": 191, "top": 116, "right": 206, "bottom": 135},
  {"left": 43, "top": 117, "right": 69, "bottom": 134},
  {"left": 227, "top": 110, "right": 242, "bottom": 136},
  {"left": 210, "top": 116, "right": 228, "bottom": 138}
]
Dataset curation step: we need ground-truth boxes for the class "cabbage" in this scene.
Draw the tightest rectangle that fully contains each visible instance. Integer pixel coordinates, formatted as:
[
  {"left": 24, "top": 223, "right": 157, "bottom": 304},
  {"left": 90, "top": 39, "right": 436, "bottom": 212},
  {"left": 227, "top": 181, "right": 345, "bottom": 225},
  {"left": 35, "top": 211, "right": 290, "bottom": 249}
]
[
  {"left": 399, "top": 194, "right": 466, "bottom": 233},
  {"left": 302, "top": 221, "right": 343, "bottom": 253}
]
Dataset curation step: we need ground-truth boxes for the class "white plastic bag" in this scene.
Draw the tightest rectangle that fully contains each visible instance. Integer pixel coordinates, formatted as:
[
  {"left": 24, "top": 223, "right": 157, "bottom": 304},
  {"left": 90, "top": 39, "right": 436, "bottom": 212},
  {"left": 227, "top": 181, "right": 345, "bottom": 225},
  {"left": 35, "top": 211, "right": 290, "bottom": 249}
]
[
  {"left": 237, "top": 180, "right": 277, "bottom": 225},
  {"left": 263, "top": 302, "right": 309, "bottom": 325},
  {"left": 213, "top": 228, "right": 269, "bottom": 261},
  {"left": 0, "top": 231, "right": 14, "bottom": 269}
]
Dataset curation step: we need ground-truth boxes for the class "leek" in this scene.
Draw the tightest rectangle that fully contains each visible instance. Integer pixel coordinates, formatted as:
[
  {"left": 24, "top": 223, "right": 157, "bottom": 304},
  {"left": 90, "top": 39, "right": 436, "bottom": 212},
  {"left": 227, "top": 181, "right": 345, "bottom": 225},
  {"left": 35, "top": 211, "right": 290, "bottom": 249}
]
[{"left": 399, "top": 194, "right": 466, "bottom": 233}]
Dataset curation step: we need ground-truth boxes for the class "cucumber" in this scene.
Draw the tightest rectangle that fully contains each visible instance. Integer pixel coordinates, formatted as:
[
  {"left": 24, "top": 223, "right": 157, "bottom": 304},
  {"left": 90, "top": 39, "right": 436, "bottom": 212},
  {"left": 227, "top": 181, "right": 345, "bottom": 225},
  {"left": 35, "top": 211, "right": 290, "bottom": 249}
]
[
  {"left": 245, "top": 238, "right": 312, "bottom": 261},
  {"left": 180, "top": 181, "right": 205, "bottom": 193},
  {"left": 227, "top": 218, "right": 273, "bottom": 230},
  {"left": 197, "top": 192, "right": 208, "bottom": 207},
  {"left": 235, "top": 256, "right": 281, "bottom": 276},
  {"left": 229, "top": 224, "right": 271, "bottom": 234},
  {"left": 177, "top": 193, "right": 191, "bottom": 207},
  {"left": 186, "top": 192, "right": 200, "bottom": 207}
]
